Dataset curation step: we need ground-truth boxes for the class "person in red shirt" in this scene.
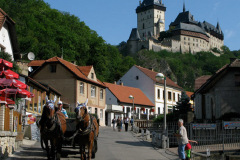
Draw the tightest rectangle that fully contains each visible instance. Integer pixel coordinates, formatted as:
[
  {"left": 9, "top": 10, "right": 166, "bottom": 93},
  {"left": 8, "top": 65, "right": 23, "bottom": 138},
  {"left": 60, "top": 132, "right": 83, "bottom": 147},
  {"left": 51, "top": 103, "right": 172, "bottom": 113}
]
[{"left": 185, "top": 140, "right": 197, "bottom": 160}]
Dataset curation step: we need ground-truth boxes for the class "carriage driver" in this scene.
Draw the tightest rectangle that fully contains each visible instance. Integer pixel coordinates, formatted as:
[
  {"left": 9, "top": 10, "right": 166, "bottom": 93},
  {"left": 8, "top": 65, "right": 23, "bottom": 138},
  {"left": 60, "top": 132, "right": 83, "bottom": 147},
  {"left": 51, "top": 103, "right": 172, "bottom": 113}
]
[{"left": 57, "top": 101, "right": 68, "bottom": 118}]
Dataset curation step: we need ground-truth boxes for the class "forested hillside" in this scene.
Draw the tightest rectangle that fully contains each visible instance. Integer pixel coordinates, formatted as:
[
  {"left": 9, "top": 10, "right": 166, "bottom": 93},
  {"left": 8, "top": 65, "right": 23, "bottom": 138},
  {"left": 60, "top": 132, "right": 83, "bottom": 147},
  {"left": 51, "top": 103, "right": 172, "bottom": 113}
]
[
  {"left": 0, "top": 0, "right": 135, "bottom": 82},
  {"left": 136, "top": 48, "right": 240, "bottom": 91},
  {"left": 1, "top": 0, "right": 240, "bottom": 91}
]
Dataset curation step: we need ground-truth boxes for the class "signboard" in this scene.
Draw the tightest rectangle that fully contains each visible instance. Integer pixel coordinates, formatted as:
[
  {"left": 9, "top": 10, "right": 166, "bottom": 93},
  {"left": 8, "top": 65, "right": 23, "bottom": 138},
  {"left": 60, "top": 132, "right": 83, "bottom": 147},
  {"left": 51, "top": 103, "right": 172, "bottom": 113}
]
[
  {"left": 27, "top": 114, "right": 36, "bottom": 124},
  {"left": 224, "top": 121, "right": 240, "bottom": 129},
  {"left": 192, "top": 123, "right": 216, "bottom": 130}
]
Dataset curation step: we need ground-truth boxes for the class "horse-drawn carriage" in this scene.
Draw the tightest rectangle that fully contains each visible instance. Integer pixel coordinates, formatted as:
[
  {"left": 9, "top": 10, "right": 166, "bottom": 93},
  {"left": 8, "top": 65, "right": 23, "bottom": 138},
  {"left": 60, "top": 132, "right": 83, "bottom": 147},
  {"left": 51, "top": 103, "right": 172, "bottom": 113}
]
[{"left": 38, "top": 97, "right": 99, "bottom": 160}]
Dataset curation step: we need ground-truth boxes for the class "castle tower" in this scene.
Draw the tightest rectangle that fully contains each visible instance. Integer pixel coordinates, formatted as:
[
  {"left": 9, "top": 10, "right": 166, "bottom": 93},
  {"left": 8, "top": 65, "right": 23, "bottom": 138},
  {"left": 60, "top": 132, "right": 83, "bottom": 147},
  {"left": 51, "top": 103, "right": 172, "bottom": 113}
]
[{"left": 136, "top": 0, "right": 166, "bottom": 40}]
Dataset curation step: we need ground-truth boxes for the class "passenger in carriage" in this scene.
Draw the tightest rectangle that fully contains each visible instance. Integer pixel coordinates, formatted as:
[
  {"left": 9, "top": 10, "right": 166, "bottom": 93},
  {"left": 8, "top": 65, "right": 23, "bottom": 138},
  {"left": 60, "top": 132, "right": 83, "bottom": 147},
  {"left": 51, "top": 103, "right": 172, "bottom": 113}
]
[{"left": 57, "top": 101, "right": 68, "bottom": 118}]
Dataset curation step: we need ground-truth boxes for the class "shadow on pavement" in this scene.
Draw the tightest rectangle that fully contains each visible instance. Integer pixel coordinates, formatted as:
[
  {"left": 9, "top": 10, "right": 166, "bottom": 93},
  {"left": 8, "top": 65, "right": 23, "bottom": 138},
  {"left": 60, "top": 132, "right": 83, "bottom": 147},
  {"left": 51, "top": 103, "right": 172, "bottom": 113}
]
[{"left": 115, "top": 140, "right": 152, "bottom": 147}]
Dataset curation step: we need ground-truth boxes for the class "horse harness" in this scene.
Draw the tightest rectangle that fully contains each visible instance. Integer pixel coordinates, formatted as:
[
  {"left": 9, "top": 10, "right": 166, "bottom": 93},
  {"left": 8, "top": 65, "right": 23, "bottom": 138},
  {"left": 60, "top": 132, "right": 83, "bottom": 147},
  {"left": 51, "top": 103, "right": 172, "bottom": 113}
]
[
  {"left": 78, "top": 115, "right": 96, "bottom": 137},
  {"left": 42, "top": 112, "right": 63, "bottom": 136}
]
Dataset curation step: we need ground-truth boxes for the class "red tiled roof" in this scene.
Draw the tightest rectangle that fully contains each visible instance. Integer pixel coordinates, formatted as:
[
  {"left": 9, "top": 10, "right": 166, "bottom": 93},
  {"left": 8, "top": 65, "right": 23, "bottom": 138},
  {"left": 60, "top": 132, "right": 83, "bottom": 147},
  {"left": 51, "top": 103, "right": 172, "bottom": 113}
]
[
  {"left": 28, "top": 60, "right": 46, "bottom": 67},
  {"left": 77, "top": 66, "right": 92, "bottom": 77},
  {"left": 0, "top": 8, "right": 15, "bottom": 30},
  {"left": 194, "top": 75, "right": 211, "bottom": 91},
  {"left": 135, "top": 65, "right": 182, "bottom": 90},
  {"left": 38, "top": 57, "right": 105, "bottom": 87},
  {"left": 104, "top": 82, "right": 154, "bottom": 107},
  {"left": 194, "top": 59, "right": 240, "bottom": 96},
  {"left": 185, "top": 91, "right": 194, "bottom": 98}
]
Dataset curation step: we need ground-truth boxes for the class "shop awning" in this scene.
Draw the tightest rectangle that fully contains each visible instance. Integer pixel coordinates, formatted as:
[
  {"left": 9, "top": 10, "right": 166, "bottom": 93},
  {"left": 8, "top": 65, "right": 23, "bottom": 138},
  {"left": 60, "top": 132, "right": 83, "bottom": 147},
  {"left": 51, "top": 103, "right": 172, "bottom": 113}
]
[
  {"left": 0, "top": 69, "right": 19, "bottom": 79},
  {"left": 0, "top": 78, "right": 27, "bottom": 89},
  {"left": 0, "top": 88, "right": 34, "bottom": 98},
  {"left": 0, "top": 96, "right": 15, "bottom": 104}
]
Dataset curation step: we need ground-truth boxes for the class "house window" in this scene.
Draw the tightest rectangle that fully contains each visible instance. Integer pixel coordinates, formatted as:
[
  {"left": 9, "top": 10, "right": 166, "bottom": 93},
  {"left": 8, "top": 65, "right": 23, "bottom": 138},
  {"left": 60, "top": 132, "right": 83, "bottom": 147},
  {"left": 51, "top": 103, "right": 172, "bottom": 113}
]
[
  {"left": 168, "top": 91, "right": 172, "bottom": 100},
  {"left": 136, "top": 76, "right": 139, "bottom": 80},
  {"left": 95, "top": 108, "right": 98, "bottom": 114},
  {"left": 49, "top": 65, "right": 56, "bottom": 73},
  {"left": 157, "top": 89, "right": 160, "bottom": 99},
  {"left": 91, "top": 86, "right": 96, "bottom": 97},
  {"left": 80, "top": 82, "right": 84, "bottom": 94},
  {"left": 100, "top": 89, "right": 103, "bottom": 100},
  {"left": 235, "top": 74, "right": 240, "bottom": 86},
  {"left": 91, "top": 73, "right": 94, "bottom": 79},
  {"left": 143, "top": 23, "right": 145, "bottom": 29},
  {"left": 158, "top": 107, "right": 160, "bottom": 114},
  {"left": 173, "top": 93, "right": 176, "bottom": 101}
]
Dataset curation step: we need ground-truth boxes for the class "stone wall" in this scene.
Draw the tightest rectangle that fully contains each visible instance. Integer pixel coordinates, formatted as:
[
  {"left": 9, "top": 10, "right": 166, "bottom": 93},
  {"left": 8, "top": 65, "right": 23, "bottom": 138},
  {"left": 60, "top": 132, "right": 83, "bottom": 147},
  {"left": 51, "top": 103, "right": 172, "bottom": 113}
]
[{"left": 0, "top": 131, "right": 17, "bottom": 159}]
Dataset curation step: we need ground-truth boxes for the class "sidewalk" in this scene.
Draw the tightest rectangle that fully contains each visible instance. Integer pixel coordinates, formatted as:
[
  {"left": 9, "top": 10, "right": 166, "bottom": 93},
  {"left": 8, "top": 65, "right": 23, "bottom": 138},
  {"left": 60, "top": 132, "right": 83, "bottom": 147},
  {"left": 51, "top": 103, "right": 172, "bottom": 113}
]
[
  {"left": 8, "top": 127, "right": 180, "bottom": 160},
  {"left": 131, "top": 130, "right": 179, "bottom": 160}
]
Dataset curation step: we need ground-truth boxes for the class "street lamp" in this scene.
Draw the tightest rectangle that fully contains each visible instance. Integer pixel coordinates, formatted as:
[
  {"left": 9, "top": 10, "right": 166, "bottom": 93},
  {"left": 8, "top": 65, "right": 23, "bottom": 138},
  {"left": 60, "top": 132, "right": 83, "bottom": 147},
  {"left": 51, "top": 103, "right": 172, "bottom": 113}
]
[
  {"left": 129, "top": 95, "right": 134, "bottom": 130},
  {"left": 155, "top": 73, "right": 167, "bottom": 133}
]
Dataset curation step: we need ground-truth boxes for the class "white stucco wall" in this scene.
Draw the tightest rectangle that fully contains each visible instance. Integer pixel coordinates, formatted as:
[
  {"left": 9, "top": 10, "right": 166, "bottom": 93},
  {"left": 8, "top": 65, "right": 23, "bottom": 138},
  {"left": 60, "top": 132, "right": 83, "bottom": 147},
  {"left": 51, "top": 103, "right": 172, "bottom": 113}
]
[
  {"left": 0, "top": 24, "right": 14, "bottom": 59},
  {"left": 117, "top": 66, "right": 155, "bottom": 104},
  {"left": 155, "top": 84, "right": 181, "bottom": 114}
]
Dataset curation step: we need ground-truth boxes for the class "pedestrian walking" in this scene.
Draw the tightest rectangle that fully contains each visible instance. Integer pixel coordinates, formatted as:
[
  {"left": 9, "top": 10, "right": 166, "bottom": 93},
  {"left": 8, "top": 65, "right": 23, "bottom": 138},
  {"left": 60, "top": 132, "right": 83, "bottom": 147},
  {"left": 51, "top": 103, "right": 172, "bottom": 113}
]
[
  {"left": 124, "top": 117, "right": 129, "bottom": 131},
  {"left": 112, "top": 116, "right": 116, "bottom": 131},
  {"left": 174, "top": 119, "right": 189, "bottom": 160},
  {"left": 117, "top": 117, "right": 122, "bottom": 132}
]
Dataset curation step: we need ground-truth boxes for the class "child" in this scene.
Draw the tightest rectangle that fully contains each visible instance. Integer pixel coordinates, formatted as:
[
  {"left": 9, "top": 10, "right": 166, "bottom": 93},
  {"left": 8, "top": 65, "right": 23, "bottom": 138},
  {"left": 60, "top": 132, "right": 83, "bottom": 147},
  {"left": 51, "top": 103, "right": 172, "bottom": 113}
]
[{"left": 185, "top": 140, "right": 197, "bottom": 160}]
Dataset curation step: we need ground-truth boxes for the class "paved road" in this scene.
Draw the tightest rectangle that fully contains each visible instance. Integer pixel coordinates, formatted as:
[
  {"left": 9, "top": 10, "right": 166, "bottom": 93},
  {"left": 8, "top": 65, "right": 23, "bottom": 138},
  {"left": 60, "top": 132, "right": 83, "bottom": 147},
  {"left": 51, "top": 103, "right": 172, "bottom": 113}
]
[{"left": 7, "top": 127, "right": 179, "bottom": 160}]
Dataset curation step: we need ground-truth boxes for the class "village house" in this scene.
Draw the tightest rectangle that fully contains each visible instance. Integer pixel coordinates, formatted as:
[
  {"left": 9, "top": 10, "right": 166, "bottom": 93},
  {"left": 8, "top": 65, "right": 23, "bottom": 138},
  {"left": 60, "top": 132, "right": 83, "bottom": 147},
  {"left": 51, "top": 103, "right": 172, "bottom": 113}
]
[
  {"left": 193, "top": 58, "right": 240, "bottom": 121},
  {"left": 104, "top": 82, "right": 154, "bottom": 126},
  {"left": 28, "top": 57, "right": 106, "bottom": 126},
  {"left": 0, "top": 8, "right": 19, "bottom": 60},
  {"left": 117, "top": 65, "right": 182, "bottom": 116}
]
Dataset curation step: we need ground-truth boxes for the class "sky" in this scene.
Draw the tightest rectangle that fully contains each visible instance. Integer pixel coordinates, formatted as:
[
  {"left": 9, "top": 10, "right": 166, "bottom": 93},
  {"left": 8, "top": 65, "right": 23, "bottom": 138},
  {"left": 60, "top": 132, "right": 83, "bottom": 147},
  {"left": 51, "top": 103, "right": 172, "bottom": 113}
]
[{"left": 43, "top": 0, "right": 240, "bottom": 51}]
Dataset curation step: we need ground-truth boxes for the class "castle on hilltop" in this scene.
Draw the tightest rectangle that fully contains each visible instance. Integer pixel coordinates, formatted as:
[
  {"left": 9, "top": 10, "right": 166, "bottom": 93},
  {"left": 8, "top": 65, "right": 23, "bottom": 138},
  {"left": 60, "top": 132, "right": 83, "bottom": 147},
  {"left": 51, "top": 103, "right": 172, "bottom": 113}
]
[{"left": 127, "top": 0, "right": 224, "bottom": 55}]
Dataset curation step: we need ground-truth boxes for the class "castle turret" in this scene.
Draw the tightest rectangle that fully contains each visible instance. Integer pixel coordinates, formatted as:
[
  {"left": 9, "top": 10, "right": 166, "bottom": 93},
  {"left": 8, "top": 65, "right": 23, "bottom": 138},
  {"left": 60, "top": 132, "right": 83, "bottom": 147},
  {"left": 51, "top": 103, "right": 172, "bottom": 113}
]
[{"left": 136, "top": 0, "right": 166, "bottom": 40}]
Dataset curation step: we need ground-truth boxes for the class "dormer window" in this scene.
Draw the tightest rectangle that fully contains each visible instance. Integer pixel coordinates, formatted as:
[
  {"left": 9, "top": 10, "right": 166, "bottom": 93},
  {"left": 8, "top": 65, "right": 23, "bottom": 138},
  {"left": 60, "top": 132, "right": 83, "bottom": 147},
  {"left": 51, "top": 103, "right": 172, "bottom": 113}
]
[
  {"left": 49, "top": 65, "right": 56, "bottom": 73},
  {"left": 91, "top": 73, "right": 94, "bottom": 79}
]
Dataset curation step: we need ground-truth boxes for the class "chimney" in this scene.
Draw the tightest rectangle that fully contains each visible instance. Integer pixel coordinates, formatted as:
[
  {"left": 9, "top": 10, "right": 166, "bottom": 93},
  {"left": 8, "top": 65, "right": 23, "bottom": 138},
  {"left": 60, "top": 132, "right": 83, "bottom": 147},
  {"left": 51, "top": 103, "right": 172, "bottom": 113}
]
[
  {"left": 120, "top": 82, "right": 124, "bottom": 86},
  {"left": 149, "top": 68, "right": 154, "bottom": 71}
]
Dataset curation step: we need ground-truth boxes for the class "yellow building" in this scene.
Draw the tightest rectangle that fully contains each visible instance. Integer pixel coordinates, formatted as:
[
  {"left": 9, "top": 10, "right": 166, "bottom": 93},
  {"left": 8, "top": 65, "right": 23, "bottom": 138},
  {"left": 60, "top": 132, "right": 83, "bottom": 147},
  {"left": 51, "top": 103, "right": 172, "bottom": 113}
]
[{"left": 28, "top": 57, "right": 106, "bottom": 126}]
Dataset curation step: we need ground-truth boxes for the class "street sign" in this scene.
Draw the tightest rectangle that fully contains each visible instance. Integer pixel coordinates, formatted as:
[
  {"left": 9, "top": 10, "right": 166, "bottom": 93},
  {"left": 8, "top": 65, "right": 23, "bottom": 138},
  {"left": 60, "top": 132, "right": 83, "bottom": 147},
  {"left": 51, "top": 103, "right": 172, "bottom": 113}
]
[
  {"left": 192, "top": 123, "right": 216, "bottom": 130},
  {"left": 224, "top": 121, "right": 240, "bottom": 129}
]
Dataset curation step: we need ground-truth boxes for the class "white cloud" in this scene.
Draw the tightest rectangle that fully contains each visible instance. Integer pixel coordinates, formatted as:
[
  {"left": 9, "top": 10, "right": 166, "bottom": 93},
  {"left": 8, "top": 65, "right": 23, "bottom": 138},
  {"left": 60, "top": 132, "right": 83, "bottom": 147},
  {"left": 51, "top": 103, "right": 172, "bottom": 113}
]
[{"left": 213, "top": 2, "right": 220, "bottom": 11}]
